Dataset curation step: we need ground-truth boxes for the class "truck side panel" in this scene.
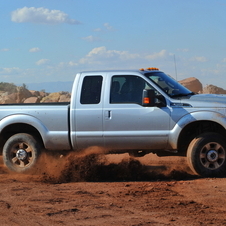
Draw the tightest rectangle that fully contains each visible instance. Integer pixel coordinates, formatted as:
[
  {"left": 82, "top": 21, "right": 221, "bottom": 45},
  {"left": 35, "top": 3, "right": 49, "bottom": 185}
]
[
  {"left": 103, "top": 72, "right": 171, "bottom": 150},
  {"left": 70, "top": 72, "right": 105, "bottom": 150},
  {"left": 70, "top": 72, "right": 171, "bottom": 151},
  {"left": 0, "top": 104, "right": 71, "bottom": 150}
]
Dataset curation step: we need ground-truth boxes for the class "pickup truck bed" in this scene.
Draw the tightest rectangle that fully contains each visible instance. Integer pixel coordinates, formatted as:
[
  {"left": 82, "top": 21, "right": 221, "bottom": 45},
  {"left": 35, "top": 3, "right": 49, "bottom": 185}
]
[{"left": 0, "top": 102, "right": 71, "bottom": 151}]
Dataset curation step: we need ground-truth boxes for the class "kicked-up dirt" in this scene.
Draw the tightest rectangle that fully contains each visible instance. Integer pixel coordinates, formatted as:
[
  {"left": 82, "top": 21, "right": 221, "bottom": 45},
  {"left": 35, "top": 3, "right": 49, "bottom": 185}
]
[{"left": 0, "top": 150, "right": 226, "bottom": 226}]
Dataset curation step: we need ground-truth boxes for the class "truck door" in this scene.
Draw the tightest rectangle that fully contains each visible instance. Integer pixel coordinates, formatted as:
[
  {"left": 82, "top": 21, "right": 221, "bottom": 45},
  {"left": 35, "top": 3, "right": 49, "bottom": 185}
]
[
  {"left": 103, "top": 74, "right": 171, "bottom": 150},
  {"left": 70, "top": 73, "right": 104, "bottom": 149}
]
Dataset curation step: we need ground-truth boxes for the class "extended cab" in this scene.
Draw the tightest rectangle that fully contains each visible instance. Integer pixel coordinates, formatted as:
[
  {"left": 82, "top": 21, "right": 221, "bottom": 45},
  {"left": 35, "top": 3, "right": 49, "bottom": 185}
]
[{"left": 1, "top": 67, "right": 226, "bottom": 177}]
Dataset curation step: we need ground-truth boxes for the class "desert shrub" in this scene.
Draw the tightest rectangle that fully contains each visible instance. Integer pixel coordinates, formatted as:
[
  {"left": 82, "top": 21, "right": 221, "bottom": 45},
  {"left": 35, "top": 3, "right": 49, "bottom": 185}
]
[{"left": 0, "top": 82, "right": 17, "bottom": 93}]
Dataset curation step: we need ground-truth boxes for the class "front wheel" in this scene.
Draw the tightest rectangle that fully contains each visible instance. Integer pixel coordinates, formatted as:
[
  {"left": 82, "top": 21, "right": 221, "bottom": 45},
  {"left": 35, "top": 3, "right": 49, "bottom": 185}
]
[
  {"left": 187, "top": 132, "right": 226, "bottom": 177},
  {"left": 3, "top": 133, "right": 41, "bottom": 173}
]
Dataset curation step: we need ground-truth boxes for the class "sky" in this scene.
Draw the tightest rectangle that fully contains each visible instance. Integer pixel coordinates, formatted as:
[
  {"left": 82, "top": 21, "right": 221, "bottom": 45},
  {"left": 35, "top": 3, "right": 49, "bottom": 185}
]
[{"left": 0, "top": 0, "right": 226, "bottom": 90}]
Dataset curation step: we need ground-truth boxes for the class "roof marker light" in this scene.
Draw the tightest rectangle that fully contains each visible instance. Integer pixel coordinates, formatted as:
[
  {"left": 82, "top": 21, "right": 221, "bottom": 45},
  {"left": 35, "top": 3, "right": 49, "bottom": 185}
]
[{"left": 146, "top": 67, "right": 159, "bottom": 71}]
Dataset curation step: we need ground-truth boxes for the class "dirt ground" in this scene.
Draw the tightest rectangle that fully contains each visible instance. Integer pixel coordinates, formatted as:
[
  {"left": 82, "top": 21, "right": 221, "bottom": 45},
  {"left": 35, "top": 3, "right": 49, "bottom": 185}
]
[{"left": 1, "top": 150, "right": 226, "bottom": 226}]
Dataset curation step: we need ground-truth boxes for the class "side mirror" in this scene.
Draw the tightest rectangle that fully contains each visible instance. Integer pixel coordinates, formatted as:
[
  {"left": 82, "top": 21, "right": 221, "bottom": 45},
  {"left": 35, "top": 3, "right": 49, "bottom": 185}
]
[{"left": 142, "top": 89, "right": 155, "bottom": 107}]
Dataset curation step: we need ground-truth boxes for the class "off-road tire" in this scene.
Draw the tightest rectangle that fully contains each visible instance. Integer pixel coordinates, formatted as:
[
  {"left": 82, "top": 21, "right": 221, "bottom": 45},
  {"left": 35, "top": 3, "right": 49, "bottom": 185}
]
[
  {"left": 3, "top": 133, "right": 41, "bottom": 173},
  {"left": 187, "top": 132, "right": 226, "bottom": 177}
]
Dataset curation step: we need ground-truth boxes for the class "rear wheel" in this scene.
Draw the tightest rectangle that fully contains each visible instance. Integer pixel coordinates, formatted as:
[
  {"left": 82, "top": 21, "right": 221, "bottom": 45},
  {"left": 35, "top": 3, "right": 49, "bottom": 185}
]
[
  {"left": 3, "top": 133, "right": 41, "bottom": 173},
  {"left": 187, "top": 132, "right": 226, "bottom": 177}
]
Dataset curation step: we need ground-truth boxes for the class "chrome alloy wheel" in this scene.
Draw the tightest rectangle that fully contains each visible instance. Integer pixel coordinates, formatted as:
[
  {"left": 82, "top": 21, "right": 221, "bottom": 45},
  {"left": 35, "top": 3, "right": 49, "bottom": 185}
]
[
  {"left": 11, "top": 142, "right": 33, "bottom": 168},
  {"left": 200, "top": 142, "right": 226, "bottom": 170}
]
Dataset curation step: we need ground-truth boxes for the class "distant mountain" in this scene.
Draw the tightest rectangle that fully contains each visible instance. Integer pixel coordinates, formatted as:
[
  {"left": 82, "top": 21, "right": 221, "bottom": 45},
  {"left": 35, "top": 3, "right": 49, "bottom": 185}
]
[{"left": 17, "top": 81, "right": 73, "bottom": 93}]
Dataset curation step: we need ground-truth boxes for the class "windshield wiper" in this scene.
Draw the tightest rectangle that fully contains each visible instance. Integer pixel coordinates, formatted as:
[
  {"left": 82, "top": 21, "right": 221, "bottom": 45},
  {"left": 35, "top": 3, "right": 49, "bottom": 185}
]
[{"left": 171, "top": 92, "right": 195, "bottom": 98}]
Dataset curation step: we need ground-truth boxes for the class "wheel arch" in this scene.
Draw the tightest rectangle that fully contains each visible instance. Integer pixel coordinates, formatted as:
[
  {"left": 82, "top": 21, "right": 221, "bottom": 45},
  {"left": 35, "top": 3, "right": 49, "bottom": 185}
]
[
  {"left": 177, "top": 120, "right": 226, "bottom": 156},
  {"left": 0, "top": 115, "right": 48, "bottom": 154},
  {"left": 168, "top": 111, "right": 226, "bottom": 156}
]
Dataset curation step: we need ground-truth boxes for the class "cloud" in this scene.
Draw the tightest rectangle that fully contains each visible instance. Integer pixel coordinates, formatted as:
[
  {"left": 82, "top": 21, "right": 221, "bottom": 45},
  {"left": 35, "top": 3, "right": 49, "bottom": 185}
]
[
  {"left": 0, "top": 67, "right": 23, "bottom": 80},
  {"left": 201, "top": 68, "right": 220, "bottom": 76},
  {"left": 0, "top": 67, "right": 20, "bottom": 74},
  {"left": 57, "top": 47, "right": 173, "bottom": 73},
  {"left": 76, "top": 47, "right": 173, "bottom": 70},
  {"left": 0, "top": 48, "right": 10, "bottom": 52},
  {"left": 79, "top": 46, "right": 140, "bottom": 65},
  {"left": 94, "top": 23, "right": 114, "bottom": 32},
  {"left": 36, "top": 59, "right": 50, "bottom": 65},
  {"left": 68, "top": 61, "right": 78, "bottom": 66},
  {"left": 104, "top": 23, "right": 114, "bottom": 31},
  {"left": 86, "top": 46, "right": 137, "bottom": 59},
  {"left": 93, "top": 28, "right": 102, "bottom": 32},
  {"left": 82, "top": 35, "right": 101, "bottom": 42},
  {"left": 145, "top": 50, "right": 168, "bottom": 60},
  {"left": 190, "top": 56, "right": 208, "bottom": 62},
  {"left": 177, "top": 48, "right": 189, "bottom": 52},
  {"left": 11, "top": 7, "right": 81, "bottom": 25},
  {"left": 59, "top": 61, "right": 78, "bottom": 67},
  {"left": 29, "top": 47, "right": 41, "bottom": 52}
]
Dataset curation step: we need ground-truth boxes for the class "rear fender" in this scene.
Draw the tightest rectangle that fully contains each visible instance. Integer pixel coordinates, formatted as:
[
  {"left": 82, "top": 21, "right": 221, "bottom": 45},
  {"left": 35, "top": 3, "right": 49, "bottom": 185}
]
[{"left": 0, "top": 114, "right": 71, "bottom": 150}]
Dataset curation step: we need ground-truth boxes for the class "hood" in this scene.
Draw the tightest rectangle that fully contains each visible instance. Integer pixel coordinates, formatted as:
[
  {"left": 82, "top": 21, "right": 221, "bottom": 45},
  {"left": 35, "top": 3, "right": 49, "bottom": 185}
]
[{"left": 182, "top": 94, "right": 226, "bottom": 107}]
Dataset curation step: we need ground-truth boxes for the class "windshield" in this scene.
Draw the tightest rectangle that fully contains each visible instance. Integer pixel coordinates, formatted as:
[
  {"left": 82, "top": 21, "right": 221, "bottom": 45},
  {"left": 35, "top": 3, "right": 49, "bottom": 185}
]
[{"left": 144, "top": 72, "right": 194, "bottom": 98}]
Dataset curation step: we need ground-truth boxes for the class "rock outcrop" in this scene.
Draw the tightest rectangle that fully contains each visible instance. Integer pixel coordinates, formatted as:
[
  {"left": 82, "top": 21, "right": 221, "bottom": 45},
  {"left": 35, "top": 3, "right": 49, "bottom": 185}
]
[
  {"left": 16, "top": 86, "right": 33, "bottom": 103},
  {"left": 202, "top": 85, "right": 226, "bottom": 94},
  {"left": 41, "top": 92, "right": 71, "bottom": 103},
  {"left": 0, "top": 87, "right": 71, "bottom": 104},
  {"left": 24, "top": 97, "right": 41, "bottom": 103},
  {"left": 179, "top": 77, "right": 203, "bottom": 93},
  {"left": 0, "top": 92, "right": 15, "bottom": 104}
]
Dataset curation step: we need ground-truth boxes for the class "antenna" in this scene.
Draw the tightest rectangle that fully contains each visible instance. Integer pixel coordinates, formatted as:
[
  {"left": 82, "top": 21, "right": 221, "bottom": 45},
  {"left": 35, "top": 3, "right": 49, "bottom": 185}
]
[{"left": 174, "top": 54, "right": 178, "bottom": 81}]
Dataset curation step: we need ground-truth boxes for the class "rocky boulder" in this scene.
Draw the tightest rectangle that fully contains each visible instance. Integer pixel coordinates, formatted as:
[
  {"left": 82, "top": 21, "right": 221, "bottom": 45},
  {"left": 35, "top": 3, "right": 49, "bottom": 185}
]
[
  {"left": 0, "top": 87, "right": 33, "bottom": 104},
  {"left": 59, "top": 92, "right": 71, "bottom": 102},
  {"left": 16, "top": 86, "right": 33, "bottom": 103},
  {"left": 24, "top": 97, "right": 41, "bottom": 103},
  {"left": 41, "top": 92, "right": 71, "bottom": 103},
  {"left": 202, "top": 85, "right": 226, "bottom": 94},
  {"left": 179, "top": 77, "right": 203, "bottom": 93},
  {"left": 0, "top": 92, "right": 15, "bottom": 104}
]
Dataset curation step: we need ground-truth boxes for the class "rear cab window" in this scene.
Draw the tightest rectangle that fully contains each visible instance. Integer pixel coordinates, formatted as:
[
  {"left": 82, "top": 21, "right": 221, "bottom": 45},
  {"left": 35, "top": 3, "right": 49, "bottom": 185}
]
[{"left": 80, "top": 76, "right": 103, "bottom": 104}]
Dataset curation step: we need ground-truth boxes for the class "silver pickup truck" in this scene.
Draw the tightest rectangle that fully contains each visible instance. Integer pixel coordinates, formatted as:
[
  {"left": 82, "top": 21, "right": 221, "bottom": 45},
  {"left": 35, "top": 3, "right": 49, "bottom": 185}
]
[{"left": 1, "top": 67, "right": 226, "bottom": 177}]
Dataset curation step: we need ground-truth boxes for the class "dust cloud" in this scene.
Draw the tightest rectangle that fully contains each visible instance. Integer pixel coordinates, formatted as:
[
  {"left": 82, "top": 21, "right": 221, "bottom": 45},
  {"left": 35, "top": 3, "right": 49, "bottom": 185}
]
[
  {"left": 0, "top": 147, "right": 198, "bottom": 183},
  {"left": 37, "top": 147, "right": 198, "bottom": 183}
]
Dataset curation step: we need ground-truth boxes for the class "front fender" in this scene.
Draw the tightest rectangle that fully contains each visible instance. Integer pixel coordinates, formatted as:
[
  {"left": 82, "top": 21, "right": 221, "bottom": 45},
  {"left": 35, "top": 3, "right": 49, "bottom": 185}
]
[{"left": 168, "top": 111, "right": 226, "bottom": 149}]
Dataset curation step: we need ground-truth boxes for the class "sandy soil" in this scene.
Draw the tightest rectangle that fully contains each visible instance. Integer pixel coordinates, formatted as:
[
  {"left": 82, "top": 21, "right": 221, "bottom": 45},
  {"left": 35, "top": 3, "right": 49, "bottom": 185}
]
[{"left": 1, "top": 151, "right": 226, "bottom": 226}]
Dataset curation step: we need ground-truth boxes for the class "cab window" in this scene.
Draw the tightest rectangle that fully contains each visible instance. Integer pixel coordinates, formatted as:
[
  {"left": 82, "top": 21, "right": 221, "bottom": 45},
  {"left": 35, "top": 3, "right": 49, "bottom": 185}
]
[
  {"left": 110, "top": 75, "right": 150, "bottom": 105},
  {"left": 80, "top": 76, "right": 103, "bottom": 104}
]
